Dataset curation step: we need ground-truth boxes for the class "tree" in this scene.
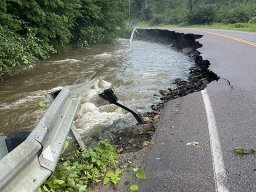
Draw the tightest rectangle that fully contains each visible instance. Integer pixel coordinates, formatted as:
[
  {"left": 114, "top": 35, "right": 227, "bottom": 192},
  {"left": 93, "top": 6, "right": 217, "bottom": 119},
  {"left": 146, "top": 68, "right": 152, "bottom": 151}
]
[
  {"left": 187, "top": 5, "right": 216, "bottom": 24},
  {"left": 0, "top": 0, "right": 129, "bottom": 76},
  {"left": 71, "top": 0, "right": 128, "bottom": 45}
]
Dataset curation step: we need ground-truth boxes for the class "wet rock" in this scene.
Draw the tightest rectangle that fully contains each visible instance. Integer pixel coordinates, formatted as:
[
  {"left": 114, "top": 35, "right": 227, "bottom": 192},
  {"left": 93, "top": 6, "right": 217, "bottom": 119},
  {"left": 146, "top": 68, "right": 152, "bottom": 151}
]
[
  {"left": 148, "top": 131, "right": 155, "bottom": 136},
  {"left": 201, "top": 78, "right": 209, "bottom": 85},
  {"left": 159, "top": 89, "right": 171, "bottom": 96},
  {"left": 174, "top": 78, "right": 186, "bottom": 86},
  {"left": 151, "top": 105, "right": 158, "bottom": 111},
  {"left": 153, "top": 114, "right": 160, "bottom": 123},
  {"left": 189, "top": 76, "right": 199, "bottom": 83},
  {"left": 157, "top": 103, "right": 164, "bottom": 108},
  {"left": 143, "top": 116, "right": 151, "bottom": 123}
]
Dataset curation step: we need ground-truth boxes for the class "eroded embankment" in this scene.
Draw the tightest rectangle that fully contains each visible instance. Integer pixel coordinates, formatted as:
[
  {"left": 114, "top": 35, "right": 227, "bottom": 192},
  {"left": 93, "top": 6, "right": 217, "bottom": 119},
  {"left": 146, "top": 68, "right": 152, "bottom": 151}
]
[{"left": 110, "top": 28, "right": 219, "bottom": 153}]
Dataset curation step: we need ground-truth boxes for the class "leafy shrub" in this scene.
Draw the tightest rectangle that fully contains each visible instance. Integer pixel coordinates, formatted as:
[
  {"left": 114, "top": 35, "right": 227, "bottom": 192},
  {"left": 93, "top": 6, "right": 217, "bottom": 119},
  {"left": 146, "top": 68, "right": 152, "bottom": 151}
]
[
  {"left": 0, "top": 26, "right": 34, "bottom": 75},
  {"left": 38, "top": 140, "right": 120, "bottom": 192},
  {"left": 0, "top": 25, "right": 57, "bottom": 76}
]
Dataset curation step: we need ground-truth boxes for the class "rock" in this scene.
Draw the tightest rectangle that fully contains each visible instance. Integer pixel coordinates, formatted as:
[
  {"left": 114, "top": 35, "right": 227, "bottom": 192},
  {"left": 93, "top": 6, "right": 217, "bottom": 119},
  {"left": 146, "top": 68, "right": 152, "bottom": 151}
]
[
  {"left": 151, "top": 105, "right": 157, "bottom": 111},
  {"left": 201, "top": 78, "right": 209, "bottom": 85},
  {"left": 199, "top": 83, "right": 207, "bottom": 90},
  {"left": 128, "top": 138, "right": 136, "bottom": 144},
  {"left": 153, "top": 114, "right": 160, "bottom": 123},
  {"left": 131, "top": 123, "right": 154, "bottom": 135},
  {"left": 143, "top": 140, "right": 155, "bottom": 147},
  {"left": 143, "top": 117, "right": 151, "bottom": 123},
  {"left": 157, "top": 103, "right": 164, "bottom": 108},
  {"left": 174, "top": 78, "right": 181, "bottom": 84},
  {"left": 148, "top": 131, "right": 155, "bottom": 136},
  {"left": 159, "top": 89, "right": 170, "bottom": 96},
  {"left": 116, "top": 146, "right": 124, "bottom": 154},
  {"left": 189, "top": 76, "right": 199, "bottom": 83}
]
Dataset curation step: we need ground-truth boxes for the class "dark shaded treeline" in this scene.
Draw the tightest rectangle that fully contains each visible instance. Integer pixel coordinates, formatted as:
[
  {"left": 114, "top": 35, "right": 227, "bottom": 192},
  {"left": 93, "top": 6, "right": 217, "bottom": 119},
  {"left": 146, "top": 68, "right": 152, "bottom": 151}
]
[
  {"left": 130, "top": 0, "right": 256, "bottom": 25},
  {"left": 0, "top": 0, "right": 129, "bottom": 76}
]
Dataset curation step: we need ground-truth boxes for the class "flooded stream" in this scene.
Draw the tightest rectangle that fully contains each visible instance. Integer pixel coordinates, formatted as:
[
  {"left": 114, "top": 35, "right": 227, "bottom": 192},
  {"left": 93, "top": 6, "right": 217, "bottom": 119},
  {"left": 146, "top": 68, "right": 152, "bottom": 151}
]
[{"left": 0, "top": 38, "right": 194, "bottom": 138}]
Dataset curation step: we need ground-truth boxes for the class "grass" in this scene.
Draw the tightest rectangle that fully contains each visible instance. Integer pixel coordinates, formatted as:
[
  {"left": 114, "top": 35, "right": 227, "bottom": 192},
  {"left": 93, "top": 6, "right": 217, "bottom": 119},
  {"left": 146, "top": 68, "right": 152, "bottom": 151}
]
[
  {"left": 183, "top": 23, "right": 256, "bottom": 32},
  {"left": 137, "top": 22, "right": 256, "bottom": 33}
]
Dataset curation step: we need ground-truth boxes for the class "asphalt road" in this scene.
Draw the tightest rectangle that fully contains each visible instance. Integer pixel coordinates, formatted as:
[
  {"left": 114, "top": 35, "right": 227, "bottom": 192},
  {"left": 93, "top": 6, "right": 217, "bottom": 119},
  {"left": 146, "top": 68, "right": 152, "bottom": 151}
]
[{"left": 140, "top": 28, "right": 256, "bottom": 192}]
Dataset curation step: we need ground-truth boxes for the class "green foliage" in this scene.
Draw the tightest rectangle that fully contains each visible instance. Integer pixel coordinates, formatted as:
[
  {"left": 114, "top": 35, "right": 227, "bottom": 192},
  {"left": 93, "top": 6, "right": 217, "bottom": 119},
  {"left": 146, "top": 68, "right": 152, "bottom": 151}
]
[
  {"left": 234, "top": 147, "right": 256, "bottom": 155},
  {"left": 135, "top": 168, "right": 147, "bottom": 179},
  {"left": 150, "top": 14, "right": 164, "bottom": 25},
  {"left": 165, "top": 22, "right": 256, "bottom": 33},
  {"left": 130, "top": 0, "right": 256, "bottom": 26},
  {"left": 72, "top": 0, "right": 129, "bottom": 46},
  {"left": 130, "top": 184, "right": 139, "bottom": 191},
  {"left": 186, "top": 5, "right": 216, "bottom": 24},
  {"left": 38, "top": 140, "right": 120, "bottom": 192},
  {"left": 219, "top": 6, "right": 251, "bottom": 24},
  {"left": 0, "top": 0, "right": 129, "bottom": 77},
  {"left": 0, "top": 26, "right": 32, "bottom": 75},
  {"left": 39, "top": 101, "right": 47, "bottom": 108},
  {"left": 103, "top": 169, "right": 123, "bottom": 185},
  {"left": 249, "top": 16, "right": 256, "bottom": 24}
]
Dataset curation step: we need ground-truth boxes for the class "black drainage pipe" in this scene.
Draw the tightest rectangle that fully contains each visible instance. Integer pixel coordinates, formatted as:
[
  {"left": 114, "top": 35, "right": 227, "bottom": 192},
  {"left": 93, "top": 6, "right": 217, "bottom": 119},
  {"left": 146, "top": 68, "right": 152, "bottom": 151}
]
[{"left": 99, "top": 88, "right": 144, "bottom": 124}]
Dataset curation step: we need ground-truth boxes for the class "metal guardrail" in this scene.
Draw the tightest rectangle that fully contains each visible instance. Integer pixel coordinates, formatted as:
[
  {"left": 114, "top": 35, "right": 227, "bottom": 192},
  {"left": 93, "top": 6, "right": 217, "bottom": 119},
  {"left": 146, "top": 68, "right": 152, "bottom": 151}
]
[
  {"left": 0, "top": 80, "right": 141, "bottom": 191},
  {"left": 0, "top": 87, "right": 82, "bottom": 192}
]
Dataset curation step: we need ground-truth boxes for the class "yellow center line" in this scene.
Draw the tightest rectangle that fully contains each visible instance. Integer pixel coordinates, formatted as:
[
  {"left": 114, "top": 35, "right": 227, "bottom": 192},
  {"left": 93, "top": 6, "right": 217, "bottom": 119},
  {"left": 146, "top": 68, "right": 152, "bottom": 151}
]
[{"left": 195, "top": 30, "right": 256, "bottom": 47}]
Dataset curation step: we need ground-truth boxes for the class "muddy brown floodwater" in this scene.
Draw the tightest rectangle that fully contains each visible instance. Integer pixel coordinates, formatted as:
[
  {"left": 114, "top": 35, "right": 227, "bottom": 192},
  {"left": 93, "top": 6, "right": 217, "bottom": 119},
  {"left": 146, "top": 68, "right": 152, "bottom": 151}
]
[{"left": 0, "top": 38, "right": 194, "bottom": 140}]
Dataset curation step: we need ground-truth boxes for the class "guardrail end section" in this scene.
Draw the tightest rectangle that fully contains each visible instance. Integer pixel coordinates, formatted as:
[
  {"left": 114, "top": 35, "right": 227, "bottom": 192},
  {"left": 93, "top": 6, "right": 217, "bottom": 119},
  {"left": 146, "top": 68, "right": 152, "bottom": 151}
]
[
  {"left": 1, "top": 157, "right": 51, "bottom": 192},
  {"left": 0, "top": 136, "right": 51, "bottom": 192}
]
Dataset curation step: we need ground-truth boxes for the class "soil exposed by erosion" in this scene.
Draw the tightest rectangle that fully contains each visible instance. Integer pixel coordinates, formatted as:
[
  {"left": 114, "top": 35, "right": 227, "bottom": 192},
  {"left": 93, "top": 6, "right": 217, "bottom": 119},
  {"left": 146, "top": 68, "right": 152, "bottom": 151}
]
[{"left": 101, "top": 28, "right": 219, "bottom": 153}]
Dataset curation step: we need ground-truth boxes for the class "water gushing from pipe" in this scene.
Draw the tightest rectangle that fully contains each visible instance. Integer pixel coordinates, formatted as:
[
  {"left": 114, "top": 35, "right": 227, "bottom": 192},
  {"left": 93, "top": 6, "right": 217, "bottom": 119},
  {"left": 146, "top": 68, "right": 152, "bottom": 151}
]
[{"left": 129, "top": 27, "right": 137, "bottom": 49}]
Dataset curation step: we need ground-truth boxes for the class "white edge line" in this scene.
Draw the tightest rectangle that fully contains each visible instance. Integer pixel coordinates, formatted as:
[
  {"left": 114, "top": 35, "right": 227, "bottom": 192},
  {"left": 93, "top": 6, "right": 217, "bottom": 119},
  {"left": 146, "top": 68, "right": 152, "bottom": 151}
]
[{"left": 201, "top": 89, "right": 229, "bottom": 192}]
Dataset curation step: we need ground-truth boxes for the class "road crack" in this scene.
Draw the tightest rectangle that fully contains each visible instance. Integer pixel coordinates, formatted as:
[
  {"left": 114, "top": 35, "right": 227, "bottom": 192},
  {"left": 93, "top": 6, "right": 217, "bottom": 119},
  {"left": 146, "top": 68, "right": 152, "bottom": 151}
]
[{"left": 223, "top": 78, "right": 234, "bottom": 90}]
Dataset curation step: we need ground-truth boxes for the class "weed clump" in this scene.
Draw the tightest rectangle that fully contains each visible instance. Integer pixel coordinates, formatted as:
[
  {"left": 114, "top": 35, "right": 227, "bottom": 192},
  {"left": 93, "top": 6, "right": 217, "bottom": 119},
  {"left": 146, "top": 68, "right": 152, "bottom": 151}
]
[{"left": 38, "top": 140, "right": 120, "bottom": 192}]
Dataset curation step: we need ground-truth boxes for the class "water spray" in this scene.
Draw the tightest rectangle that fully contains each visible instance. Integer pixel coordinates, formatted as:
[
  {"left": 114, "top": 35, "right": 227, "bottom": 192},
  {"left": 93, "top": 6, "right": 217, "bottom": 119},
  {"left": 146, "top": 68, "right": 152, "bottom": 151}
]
[{"left": 129, "top": 27, "right": 137, "bottom": 49}]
